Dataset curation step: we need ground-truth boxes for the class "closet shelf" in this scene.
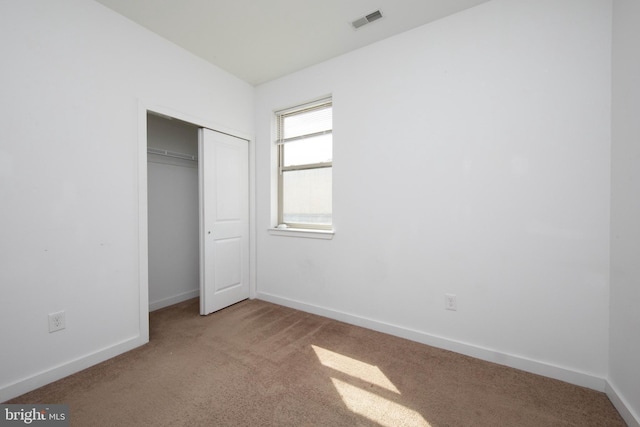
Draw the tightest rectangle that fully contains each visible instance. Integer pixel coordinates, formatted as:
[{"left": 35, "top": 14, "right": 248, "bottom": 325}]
[{"left": 147, "top": 147, "right": 197, "bottom": 162}]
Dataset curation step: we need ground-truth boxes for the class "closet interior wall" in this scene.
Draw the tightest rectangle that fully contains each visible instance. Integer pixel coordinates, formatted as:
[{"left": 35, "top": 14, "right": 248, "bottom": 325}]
[{"left": 147, "top": 113, "right": 200, "bottom": 311}]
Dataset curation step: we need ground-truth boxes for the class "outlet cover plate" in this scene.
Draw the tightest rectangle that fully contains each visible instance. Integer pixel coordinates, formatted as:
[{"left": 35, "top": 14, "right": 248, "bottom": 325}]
[
  {"left": 445, "top": 294, "right": 457, "bottom": 311},
  {"left": 48, "top": 311, "right": 66, "bottom": 333}
]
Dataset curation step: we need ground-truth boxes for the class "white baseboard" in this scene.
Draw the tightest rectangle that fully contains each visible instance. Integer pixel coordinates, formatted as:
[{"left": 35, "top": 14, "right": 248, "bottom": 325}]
[
  {"left": 0, "top": 335, "right": 147, "bottom": 403},
  {"left": 256, "top": 292, "right": 606, "bottom": 392},
  {"left": 149, "top": 289, "right": 199, "bottom": 312},
  {"left": 606, "top": 380, "right": 640, "bottom": 427}
]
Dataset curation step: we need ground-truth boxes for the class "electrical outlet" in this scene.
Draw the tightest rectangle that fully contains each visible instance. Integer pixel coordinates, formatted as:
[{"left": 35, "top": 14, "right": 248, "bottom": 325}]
[
  {"left": 445, "top": 294, "right": 457, "bottom": 311},
  {"left": 48, "top": 311, "right": 66, "bottom": 333}
]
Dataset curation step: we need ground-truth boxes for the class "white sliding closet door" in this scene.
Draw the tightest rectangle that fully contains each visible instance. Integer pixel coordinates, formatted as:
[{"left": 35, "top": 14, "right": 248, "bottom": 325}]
[{"left": 199, "top": 128, "right": 249, "bottom": 315}]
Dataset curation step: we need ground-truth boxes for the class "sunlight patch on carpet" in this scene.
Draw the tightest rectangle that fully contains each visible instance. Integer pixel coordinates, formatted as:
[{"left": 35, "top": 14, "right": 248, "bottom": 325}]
[
  {"left": 311, "top": 345, "right": 400, "bottom": 394},
  {"left": 312, "top": 345, "right": 431, "bottom": 426},
  {"left": 330, "top": 378, "right": 431, "bottom": 427}
]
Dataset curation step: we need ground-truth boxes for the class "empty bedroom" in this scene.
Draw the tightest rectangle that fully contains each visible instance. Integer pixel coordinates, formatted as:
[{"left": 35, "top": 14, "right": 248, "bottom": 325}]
[{"left": 0, "top": 0, "right": 638, "bottom": 426}]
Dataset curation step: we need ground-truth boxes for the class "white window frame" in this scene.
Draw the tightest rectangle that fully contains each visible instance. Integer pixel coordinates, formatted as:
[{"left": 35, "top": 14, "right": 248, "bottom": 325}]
[{"left": 275, "top": 97, "right": 333, "bottom": 232}]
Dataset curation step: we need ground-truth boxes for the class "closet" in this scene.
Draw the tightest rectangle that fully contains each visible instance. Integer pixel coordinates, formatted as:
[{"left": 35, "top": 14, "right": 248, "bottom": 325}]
[{"left": 147, "top": 113, "right": 200, "bottom": 311}]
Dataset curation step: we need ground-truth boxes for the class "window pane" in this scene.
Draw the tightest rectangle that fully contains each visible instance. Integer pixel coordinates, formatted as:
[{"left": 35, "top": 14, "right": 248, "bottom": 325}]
[
  {"left": 282, "top": 167, "right": 332, "bottom": 225},
  {"left": 283, "top": 106, "right": 332, "bottom": 140},
  {"left": 283, "top": 134, "right": 332, "bottom": 167}
]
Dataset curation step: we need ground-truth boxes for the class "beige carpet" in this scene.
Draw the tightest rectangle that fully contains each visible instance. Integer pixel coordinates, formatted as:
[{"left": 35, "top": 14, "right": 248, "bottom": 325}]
[{"left": 8, "top": 298, "right": 625, "bottom": 426}]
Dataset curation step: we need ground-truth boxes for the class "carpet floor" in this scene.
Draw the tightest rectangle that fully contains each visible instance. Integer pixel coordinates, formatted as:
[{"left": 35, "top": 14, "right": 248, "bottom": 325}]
[{"left": 8, "top": 298, "right": 626, "bottom": 426}]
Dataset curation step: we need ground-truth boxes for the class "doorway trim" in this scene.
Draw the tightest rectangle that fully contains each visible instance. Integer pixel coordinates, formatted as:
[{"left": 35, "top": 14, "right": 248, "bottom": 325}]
[{"left": 137, "top": 100, "right": 257, "bottom": 343}]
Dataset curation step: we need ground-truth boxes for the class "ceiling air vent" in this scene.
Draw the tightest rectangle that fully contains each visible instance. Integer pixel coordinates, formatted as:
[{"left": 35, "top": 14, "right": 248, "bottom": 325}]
[{"left": 351, "top": 10, "right": 383, "bottom": 30}]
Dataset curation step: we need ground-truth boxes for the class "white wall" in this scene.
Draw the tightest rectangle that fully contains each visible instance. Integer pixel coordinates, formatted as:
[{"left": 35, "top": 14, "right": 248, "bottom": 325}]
[
  {"left": 256, "top": 0, "right": 612, "bottom": 390},
  {"left": 0, "top": 0, "right": 253, "bottom": 401},
  {"left": 147, "top": 115, "right": 199, "bottom": 311},
  {"left": 610, "top": 0, "right": 640, "bottom": 425}
]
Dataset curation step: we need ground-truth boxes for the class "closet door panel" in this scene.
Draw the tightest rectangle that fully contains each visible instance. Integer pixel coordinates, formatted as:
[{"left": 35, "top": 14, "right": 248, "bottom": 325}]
[{"left": 199, "top": 128, "right": 249, "bottom": 315}]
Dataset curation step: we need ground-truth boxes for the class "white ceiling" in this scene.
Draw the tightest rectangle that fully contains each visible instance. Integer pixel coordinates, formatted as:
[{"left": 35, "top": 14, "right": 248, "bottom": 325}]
[{"left": 94, "top": 0, "right": 491, "bottom": 85}]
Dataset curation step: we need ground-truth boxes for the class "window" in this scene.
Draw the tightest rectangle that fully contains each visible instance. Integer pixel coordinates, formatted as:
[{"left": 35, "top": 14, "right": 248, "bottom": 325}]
[{"left": 276, "top": 98, "right": 332, "bottom": 230}]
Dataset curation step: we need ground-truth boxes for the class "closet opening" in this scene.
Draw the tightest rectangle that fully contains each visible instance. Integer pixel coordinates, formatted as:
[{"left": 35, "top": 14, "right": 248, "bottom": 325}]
[{"left": 146, "top": 112, "right": 200, "bottom": 313}]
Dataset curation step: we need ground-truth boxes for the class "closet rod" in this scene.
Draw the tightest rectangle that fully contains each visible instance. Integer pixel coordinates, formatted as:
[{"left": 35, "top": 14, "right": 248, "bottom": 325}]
[{"left": 147, "top": 147, "right": 197, "bottom": 162}]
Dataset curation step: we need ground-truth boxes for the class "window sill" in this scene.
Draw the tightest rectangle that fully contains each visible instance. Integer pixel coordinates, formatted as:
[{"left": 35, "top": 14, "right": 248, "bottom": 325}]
[{"left": 268, "top": 227, "right": 335, "bottom": 240}]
